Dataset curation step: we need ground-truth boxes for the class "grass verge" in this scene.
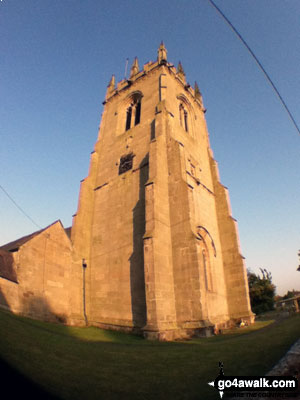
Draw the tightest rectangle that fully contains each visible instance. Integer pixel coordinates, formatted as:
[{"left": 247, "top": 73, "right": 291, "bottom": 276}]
[{"left": 0, "top": 309, "right": 299, "bottom": 400}]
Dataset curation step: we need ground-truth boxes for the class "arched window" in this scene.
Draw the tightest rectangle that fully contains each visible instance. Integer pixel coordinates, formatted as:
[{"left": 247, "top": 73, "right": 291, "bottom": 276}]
[
  {"left": 202, "top": 250, "right": 212, "bottom": 291},
  {"left": 196, "top": 226, "right": 216, "bottom": 292},
  {"left": 126, "top": 107, "right": 132, "bottom": 131},
  {"left": 179, "top": 103, "right": 188, "bottom": 132},
  {"left": 184, "top": 109, "right": 188, "bottom": 132},
  {"left": 125, "top": 94, "right": 142, "bottom": 131},
  {"left": 135, "top": 99, "right": 141, "bottom": 125}
]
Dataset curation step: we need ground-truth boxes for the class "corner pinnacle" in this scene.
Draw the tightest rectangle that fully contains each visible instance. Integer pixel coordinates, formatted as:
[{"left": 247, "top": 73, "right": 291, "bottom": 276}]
[
  {"left": 157, "top": 42, "right": 167, "bottom": 64},
  {"left": 107, "top": 74, "right": 115, "bottom": 89},
  {"left": 130, "top": 57, "right": 139, "bottom": 78},
  {"left": 194, "top": 81, "right": 202, "bottom": 99}
]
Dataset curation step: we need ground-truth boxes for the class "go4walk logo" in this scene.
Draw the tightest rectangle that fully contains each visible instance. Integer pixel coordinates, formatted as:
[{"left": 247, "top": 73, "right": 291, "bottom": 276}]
[{"left": 208, "top": 362, "right": 298, "bottom": 398}]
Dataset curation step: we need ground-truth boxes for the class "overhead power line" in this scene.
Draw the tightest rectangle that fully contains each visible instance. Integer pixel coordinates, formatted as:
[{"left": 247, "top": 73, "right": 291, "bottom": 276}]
[
  {"left": 207, "top": 0, "right": 300, "bottom": 136},
  {"left": 0, "top": 185, "right": 71, "bottom": 249},
  {"left": 0, "top": 184, "right": 42, "bottom": 230}
]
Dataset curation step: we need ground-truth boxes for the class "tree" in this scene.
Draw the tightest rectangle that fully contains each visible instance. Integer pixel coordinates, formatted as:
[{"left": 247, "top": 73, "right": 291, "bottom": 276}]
[
  {"left": 247, "top": 268, "right": 276, "bottom": 314},
  {"left": 282, "top": 289, "right": 300, "bottom": 300}
]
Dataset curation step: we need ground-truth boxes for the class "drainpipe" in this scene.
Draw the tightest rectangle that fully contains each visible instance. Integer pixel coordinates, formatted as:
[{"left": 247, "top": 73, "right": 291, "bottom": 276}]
[{"left": 82, "top": 258, "right": 88, "bottom": 326}]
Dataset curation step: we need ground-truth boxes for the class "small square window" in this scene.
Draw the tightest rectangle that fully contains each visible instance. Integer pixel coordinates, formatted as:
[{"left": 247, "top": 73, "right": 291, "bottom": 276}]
[{"left": 119, "top": 153, "right": 134, "bottom": 175}]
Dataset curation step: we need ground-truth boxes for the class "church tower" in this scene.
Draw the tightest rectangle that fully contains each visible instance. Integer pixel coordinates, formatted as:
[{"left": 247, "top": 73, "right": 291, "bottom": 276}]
[{"left": 70, "top": 44, "right": 254, "bottom": 339}]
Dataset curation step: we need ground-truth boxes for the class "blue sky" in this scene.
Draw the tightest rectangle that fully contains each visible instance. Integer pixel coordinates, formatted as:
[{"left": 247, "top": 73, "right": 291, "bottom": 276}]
[{"left": 1, "top": 0, "right": 299, "bottom": 295}]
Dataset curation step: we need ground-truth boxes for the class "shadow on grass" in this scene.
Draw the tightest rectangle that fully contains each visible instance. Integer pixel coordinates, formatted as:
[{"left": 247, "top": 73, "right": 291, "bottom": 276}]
[
  {"left": 0, "top": 356, "right": 60, "bottom": 400},
  {"left": 0, "top": 295, "right": 68, "bottom": 400},
  {"left": 0, "top": 287, "right": 10, "bottom": 311},
  {"left": 0, "top": 309, "right": 299, "bottom": 400}
]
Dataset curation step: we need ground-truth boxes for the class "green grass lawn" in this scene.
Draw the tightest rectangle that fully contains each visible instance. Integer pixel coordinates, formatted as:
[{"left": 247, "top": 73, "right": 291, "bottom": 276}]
[{"left": 0, "top": 309, "right": 299, "bottom": 400}]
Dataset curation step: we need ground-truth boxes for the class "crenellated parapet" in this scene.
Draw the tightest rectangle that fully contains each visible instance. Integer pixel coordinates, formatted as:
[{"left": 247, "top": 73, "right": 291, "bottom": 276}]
[{"left": 104, "top": 43, "right": 206, "bottom": 112}]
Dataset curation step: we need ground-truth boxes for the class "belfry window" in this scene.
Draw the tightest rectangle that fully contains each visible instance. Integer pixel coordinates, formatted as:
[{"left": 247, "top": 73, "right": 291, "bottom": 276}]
[
  {"left": 179, "top": 103, "right": 188, "bottom": 132},
  {"left": 125, "top": 95, "right": 142, "bottom": 131},
  {"left": 184, "top": 110, "right": 188, "bottom": 132},
  {"left": 126, "top": 107, "right": 132, "bottom": 131},
  {"left": 135, "top": 99, "right": 141, "bottom": 125},
  {"left": 119, "top": 153, "right": 134, "bottom": 175}
]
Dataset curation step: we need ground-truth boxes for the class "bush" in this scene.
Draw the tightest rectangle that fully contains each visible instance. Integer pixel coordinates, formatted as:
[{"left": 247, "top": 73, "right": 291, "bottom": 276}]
[{"left": 248, "top": 268, "right": 276, "bottom": 314}]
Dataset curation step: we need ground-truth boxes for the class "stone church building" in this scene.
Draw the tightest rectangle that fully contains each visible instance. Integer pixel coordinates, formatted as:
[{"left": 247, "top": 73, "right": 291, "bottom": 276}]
[{"left": 0, "top": 44, "right": 254, "bottom": 340}]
